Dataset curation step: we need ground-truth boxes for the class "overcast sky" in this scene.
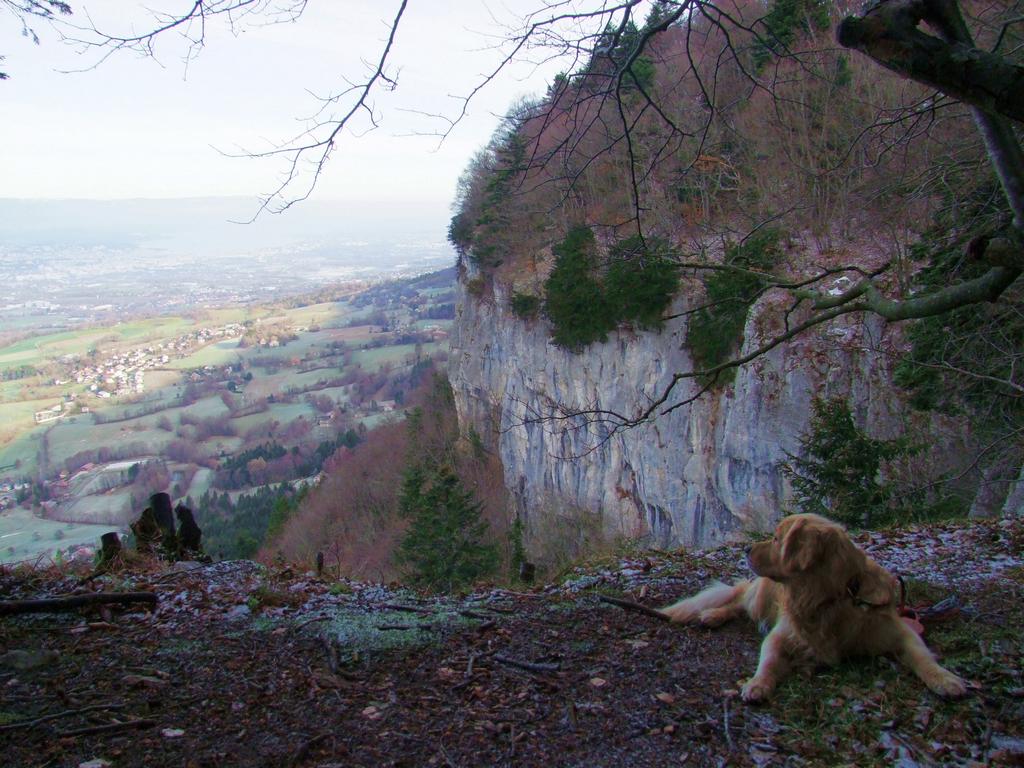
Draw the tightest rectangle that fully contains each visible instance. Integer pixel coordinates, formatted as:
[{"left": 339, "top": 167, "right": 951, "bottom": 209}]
[{"left": 0, "top": 1, "right": 573, "bottom": 210}]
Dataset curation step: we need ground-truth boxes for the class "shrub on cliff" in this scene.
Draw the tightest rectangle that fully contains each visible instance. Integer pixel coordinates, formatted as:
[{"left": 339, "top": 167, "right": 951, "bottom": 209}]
[
  {"left": 544, "top": 225, "right": 615, "bottom": 350},
  {"left": 687, "top": 227, "right": 784, "bottom": 384},
  {"left": 605, "top": 235, "right": 679, "bottom": 331},
  {"left": 510, "top": 291, "right": 541, "bottom": 319},
  {"left": 544, "top": 227, "right": 681, "bottom": 350}
]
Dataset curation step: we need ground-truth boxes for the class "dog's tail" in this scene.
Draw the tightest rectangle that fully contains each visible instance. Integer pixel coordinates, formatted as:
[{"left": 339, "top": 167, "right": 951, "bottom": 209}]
[{"left": 659, "top": 580, "right": 752, "bottom": 624}]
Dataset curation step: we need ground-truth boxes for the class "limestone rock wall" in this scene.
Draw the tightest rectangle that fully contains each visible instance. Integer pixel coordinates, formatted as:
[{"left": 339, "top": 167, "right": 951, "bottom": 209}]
[{"left": 448, "top": 263, "right": 934, "bottom": 550}]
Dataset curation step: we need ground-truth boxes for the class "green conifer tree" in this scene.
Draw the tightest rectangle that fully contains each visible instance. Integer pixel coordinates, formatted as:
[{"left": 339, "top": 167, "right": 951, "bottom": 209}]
[
  {"left": 396, "top": 464, "right": 498, "bottom": 592},
  {"left": 785, "top": 397, "right": 910, "bottom": 527}
]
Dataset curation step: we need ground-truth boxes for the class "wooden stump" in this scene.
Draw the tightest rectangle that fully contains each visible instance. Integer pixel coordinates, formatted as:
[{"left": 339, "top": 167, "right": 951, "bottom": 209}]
[
  {"left": 100, "top": 532, "right": 122, "bottom": 563},
  {"left": 149, "top": 493, "right": 175, "bottom": 538},
  {"left": 518, "top": 561, "right": 536, "bottom": 584},
  {"left": 130, "top": 507, "right": 161, "bottom": 554},
  {"left": 316, "top": 551, "right": 324, "bottom": 577},
  {"left": 175, "top": 503, "right": 202, "bottom": 552}
]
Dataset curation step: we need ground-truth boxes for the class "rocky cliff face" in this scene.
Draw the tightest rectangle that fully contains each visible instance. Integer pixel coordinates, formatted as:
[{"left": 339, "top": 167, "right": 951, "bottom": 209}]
[{"left": 448, "top": 261, "right": 959, "bottom": 551}]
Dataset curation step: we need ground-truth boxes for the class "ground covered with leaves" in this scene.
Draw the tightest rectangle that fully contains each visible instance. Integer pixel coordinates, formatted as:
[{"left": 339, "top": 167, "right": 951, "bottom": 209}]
[{"left": 1, "top": 518, "right": 1022, "bottom": 767}]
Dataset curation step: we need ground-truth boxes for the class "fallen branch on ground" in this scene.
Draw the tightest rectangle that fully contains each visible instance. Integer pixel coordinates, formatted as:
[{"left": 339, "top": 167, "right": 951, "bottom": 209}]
[
  {"left": 381, "top": 603, "right": 434, "bottom": 615},
  {"left": 492, "top": 654, "right": 560, "bottom": 674},
  {"left": 0, "top": 703, "right": 127, "bottom": 732},
  {"left": 0, "top": 591, "right": 158, "bottom": 616},
  {"left": 59, "top": 718, "right": 156, "bottom": 737},
  {"left": 597, "top": 594, "right": 670, "bottom": 622}
]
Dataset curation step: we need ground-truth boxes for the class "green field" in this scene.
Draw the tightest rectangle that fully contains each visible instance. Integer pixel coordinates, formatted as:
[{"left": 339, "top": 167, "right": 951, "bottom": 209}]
[
  {"left": 253, "top": 368, "right": 342, "bottom": 396},
  {"left": 0, "top": 398, "right": 62, "bottom": 439},
  {"left": 185, "top": 468, "right": 215, "bottom": 501},
  {"left": 112, "top": 317, "right": 194, "bottom": 340},
  {"left": 43, "top": 417, "right": 176, "bottom": 471},
  {"left": 0, "top": 329, "right": 105, "bottom": 369},
  {"left": 231, "top": 402, "right": 316, "bottom": 434},
  {"left": 313, "top": 385, "right": 350, "bottom": 404},
  {"left": 281, "top": 301, "right": 348, "bottom": 327},
  {"left": 60, "top": 488, "right": 135, "bottom": 524},
  {"left": 0, "top": 429, "right": 41, "bottom": 476},
  {"left": 0, "top": 315, "right": 211, "bottom": 371},
  {"left": 0, "top": 380, "right": 26, "bottom": 402},
  {"left": 166, "top": 338, "right": 244, "bottom": 369},
  {"left": 0, "top": 507, "right": 114, "bottom": 565},
  {"left": 352, "top": 342, "right": 438, "bottom": 369}
]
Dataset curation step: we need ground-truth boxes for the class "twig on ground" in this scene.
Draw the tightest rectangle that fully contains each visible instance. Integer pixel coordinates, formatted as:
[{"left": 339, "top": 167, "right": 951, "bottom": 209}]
[
  {"left": 59, "top": 718, "right": 156, "bottom": 737},
  {"left": 723, "top": 696, "right": 734, "bottom": 750},
  {"left": 597, "top": 594, "right": 670, "bottom": 622},
  {"left": 293, "top": 615, "right": 331, "bottom": 633},
  {"left": 492, "top": 654, "right": 560, "bottom": 674},
  {"left": 0, "top": 703, "right": 127, "bottom": 732},
  {"left": 75, "top": 569, "right": 106, "bottom": 587},
  {"left": 458, "top": 609, "right": 492, "bottom": 620},
  {"left": 290, "top": 732, "right": 333, "bottom": 767},
  {"left": 480, "top": 604, "right": 517, "bottom": 614}
]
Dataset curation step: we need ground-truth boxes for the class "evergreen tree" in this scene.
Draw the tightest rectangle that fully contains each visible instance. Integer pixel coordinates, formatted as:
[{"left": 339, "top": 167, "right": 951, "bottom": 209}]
[
  {"left": 785, "top": 397, "right": 910, "bottom": 528},
  {"left": 396, "top": 464, "right": 498, "bottom": 592}
]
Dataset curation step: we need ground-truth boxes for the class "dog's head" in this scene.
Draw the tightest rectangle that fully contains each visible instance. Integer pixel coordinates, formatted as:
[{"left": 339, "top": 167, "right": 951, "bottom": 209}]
[{"left": 748, "top": 513, "right": 893, "bottom": 603}]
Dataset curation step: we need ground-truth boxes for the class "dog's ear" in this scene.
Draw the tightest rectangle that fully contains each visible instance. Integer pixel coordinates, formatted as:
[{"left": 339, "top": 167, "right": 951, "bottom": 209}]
[
  {"left": 780, "top": 517, "right": 822, "bottom": 572},
  {"left": 855, "top": 559, "right": 896, "bottom": 606}
]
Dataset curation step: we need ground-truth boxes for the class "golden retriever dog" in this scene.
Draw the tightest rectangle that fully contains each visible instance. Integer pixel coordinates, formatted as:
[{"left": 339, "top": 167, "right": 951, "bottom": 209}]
[{"left": 661, "top": 513, "right": 967, "bottom": 703}]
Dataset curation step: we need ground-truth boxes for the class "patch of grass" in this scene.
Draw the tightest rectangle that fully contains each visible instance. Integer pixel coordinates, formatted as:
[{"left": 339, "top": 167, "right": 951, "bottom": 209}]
[
  {"left": 165, "top": 339, "right": 243, "bottom": 370},
  {"left": 157, "top": 638, "right": 202, "bottom": 656}
]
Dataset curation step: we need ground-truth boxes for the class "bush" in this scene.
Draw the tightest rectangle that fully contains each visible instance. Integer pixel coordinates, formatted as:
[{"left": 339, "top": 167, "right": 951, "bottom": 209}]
[
  {"left": 510, "top": 291, "right": 541, "bottom": 319},
  {"left": 687, "top": 227, "right": 783, "bottom": 384},
  {"left": 752, "top": 0, "right": 831, "bottom": 70},
  {"left": 605, "top": 235, "right": 679, "bottom": 330},
  {"left": 544, "top": 227, "right": 682, "bottom": 350},
  {"left": 893, "top": 192, "right": 1024, "bottom": 429},
  {"left": 544, "top": 226, "right": 615, "bottom": 350}
]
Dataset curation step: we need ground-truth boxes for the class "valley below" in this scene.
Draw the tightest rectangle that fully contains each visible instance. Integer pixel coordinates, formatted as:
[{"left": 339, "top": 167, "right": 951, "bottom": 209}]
[{"left": 0, "top": 265, "right": 457, "bottom": 565}]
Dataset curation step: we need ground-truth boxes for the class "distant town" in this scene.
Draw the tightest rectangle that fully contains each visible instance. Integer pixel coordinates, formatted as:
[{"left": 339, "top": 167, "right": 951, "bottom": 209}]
[{"left": 33, "top": 323, "right": 248, "bottom": 423}]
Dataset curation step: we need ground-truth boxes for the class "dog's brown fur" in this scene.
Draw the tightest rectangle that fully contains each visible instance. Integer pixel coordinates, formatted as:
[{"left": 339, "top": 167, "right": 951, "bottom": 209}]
[{"left": 661, "top": 513, "right": 967, "bottom": 702}]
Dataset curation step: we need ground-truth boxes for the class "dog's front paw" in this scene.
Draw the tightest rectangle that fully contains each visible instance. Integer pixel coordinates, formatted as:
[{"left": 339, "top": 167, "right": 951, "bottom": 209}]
[
  {"left": 740, "top": 677, "right": 773, "bottom": 703},
  {"left": 926, "top": 669, "right": 968, "bottom": 698}
]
